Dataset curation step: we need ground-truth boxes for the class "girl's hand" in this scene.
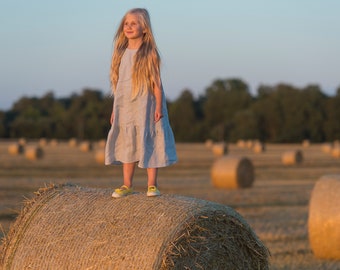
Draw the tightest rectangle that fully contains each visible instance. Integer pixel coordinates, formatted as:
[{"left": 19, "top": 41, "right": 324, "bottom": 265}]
[
  {"left": 110, "top": 111, "right": 114, "bottom": 125},
  {"left": 154, "top": 110, "right": 163, "bottom": 123}
]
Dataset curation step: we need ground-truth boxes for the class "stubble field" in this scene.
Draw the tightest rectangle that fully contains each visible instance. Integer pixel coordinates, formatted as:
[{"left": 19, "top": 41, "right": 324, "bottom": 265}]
[{"left": 0, "top": 139, "right": 340, "bottom": 269}]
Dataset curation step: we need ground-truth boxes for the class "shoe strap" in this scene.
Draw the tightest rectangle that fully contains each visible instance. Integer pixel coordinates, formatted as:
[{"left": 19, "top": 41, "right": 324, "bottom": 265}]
[{"left": 120, "top": 185, "right": 131, "bottom": 190}]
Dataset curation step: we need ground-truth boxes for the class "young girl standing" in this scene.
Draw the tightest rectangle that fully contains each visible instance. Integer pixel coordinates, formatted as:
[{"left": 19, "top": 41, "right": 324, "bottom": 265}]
[{"left": 105, "top": 8, "right": 177, "bottom": 198}]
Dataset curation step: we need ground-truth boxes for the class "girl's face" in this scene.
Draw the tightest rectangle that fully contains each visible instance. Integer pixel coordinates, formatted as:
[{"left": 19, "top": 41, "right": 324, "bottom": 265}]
[{"left": 123, "top": 13, "right": 144, "bottom": 40}]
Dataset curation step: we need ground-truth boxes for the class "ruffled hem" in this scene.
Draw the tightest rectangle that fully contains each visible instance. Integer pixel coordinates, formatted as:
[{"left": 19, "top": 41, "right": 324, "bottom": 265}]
[{"left": 105, "top": 121, "right": 177, "bottom": 168}]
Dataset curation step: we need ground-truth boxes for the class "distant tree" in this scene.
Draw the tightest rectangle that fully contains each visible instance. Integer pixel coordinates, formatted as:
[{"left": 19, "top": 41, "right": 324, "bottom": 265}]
[
  {"left": 203, "top": 78, "right": 253, "bottom": 141},
  {"left": 168, "top": 89, "right": 201, "bottom": 141},
  {"left": 300, "top": 85, "right": 327, "bottom": 142},
  {"left": 229, "top": 109, "right": 260, "bottom": 141},
  {"left": 0, "top": 111, "right": 5, "bottom": 137},
  {"left": 65, "top": 89, "right": 112, "bottom": 140},
  {"left": 324, "top": 94, "right": 340, "bottom": 141}
]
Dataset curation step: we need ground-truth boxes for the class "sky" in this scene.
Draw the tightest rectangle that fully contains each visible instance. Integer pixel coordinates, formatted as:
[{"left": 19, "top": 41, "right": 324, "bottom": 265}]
[{"left": 1, "top": 0, "right": 340, "bottom": 110}]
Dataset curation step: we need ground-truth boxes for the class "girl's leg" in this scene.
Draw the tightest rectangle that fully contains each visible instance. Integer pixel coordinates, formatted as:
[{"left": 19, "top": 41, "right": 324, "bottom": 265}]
[
  {"left": 147, "top": 168, "right": 158, "bottom": 187},
  {"left": 123, "top": 162, "right": 136, "bottom": 187}
]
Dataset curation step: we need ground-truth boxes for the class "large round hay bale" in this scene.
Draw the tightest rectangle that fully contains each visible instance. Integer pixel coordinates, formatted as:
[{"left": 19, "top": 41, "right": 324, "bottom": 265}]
[
  {"left": 308, "top": 175, "right": 340, "bottom": 260},
  {"left": 211, "top": 156, "right": 254, "bottom": 189},
  {"left": 211, "top": 142, "right": 227, "bottom": 157},
  {"left": 281, "top": 150, "right": 303, "bottom": 165},
  {"left": 0, "top": 185, "right": 270, "bottom": 270},
  {"left": 25, "top": 146, "right": 44, "bottom": 160},
  {"left": 8, "top": 143, "right": 24, "bottom": 155}
]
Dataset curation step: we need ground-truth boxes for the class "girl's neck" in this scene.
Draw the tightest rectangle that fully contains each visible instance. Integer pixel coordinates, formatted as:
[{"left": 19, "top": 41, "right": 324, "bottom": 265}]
[{"left": 127, "top": 38, "right": 143, "bottom": 49}]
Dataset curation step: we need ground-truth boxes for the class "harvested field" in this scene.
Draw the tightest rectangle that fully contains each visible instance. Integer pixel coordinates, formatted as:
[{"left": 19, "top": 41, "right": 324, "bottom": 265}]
[{"left": 1, "top": 139, "right": 340, "bottom": 269}]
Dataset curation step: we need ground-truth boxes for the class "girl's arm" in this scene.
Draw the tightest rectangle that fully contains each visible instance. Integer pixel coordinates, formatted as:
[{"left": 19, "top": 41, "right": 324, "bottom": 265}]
[{"left": 153, "top": 80, "right": 163, "bottom": 123}]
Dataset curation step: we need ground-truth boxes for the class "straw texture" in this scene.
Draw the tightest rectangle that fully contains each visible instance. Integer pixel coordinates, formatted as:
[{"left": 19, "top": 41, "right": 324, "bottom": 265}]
[
  {"left": 211, "top": 156, "right": 255, "bottom": 189},
  {"left": 0, "top": 184, "right": 269, "bottom": 270},
  {"left": 308, "top": 175, "right": 340, "bottom": 260}
]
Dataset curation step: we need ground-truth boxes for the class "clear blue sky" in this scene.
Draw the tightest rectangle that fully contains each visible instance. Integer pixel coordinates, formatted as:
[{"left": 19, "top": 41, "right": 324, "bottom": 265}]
[{"left": 1, "top": 0, "right": 340, "bottom": 110}]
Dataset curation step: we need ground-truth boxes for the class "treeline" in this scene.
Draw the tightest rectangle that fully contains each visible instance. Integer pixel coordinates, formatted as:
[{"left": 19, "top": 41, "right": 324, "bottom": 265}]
[{"left": 1, "top": 78, "right": 340, "bottom": 143}]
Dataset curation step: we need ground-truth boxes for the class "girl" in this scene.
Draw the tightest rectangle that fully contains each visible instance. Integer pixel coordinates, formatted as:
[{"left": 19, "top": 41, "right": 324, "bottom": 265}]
[{"left": 105, "top": 8, "right": 177, "bottom": 198}]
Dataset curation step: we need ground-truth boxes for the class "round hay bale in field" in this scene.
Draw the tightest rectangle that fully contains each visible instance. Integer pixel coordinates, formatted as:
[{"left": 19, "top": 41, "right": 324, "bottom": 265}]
[
  {"left": 94, "top": 149, "right": 105, "bottom": 164},
  {"left": 246, "top": 140, "right": 254, "bottom": 149},
  {"left": 302, "top": 139, "right": 310, "bottom": 147},
  {"left": 25, "top": 146, "right": 44, "bottom": 160},
  {"left": 236, "top": 139, "right": 246, "bottom": 148},
  {"left": 211, "top": 142, "right": 227, "bottom": 156},
  {"left": 331, "top": 146, "right": 340, "bottom": 158},
  {"left": 68, "top": 138, "right": 78, "bottom": 147},
  {"left": 321, "top": 143, "right": 333, "bottom": 153},
  {"left": 211, "top": 156, "right": 254, "bottom": 189},
  {"left": 0, "top": 184, "right": 270, "bottom": 270},
  {"left": 281, "top": 150, "right": 303, "bottom": 165},
  {"left": 205, "top": 139, "right": 213, "bottom": 149},
  {"left": 18, "top": 138, "right": 26, "bottom": 146},
  {"left": 8, "top": 143, "right": 24, "bottom": 155},
  {"left": 253, "top": 141, "right": 265, "bottom": 153},
  {"left": 308, "top": 175, "right": 340, "bottom": 260},
  {"left": 49, "top": 139, "right": 58, "bottom": 147},
  {"left": 38, "top": 138, "right": 48, "bottom": 147},
  {"left": 79, "top": 141, "right": 93, "bottom": 152},
  {"left": 97, "top": 139, "right": 106, "bottom": 148}
]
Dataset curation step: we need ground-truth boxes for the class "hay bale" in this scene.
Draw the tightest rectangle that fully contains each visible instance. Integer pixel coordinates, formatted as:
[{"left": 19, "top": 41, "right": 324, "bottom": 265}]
[
  {"left": 205, "top": 139, "right": 213, "bottom": 149},
  {"left": 308, "top": 175, "right": 340, "bottom": 260},
  {"left": 79, "top": 141, "right": 93, "bottom": 152},
  {"left": 18, "top": 138, "right": 26, "bottom": 146},
  {"left": 253, "top": 141, "right": 265, "bottom": 153},
  {"left": 0, "top": 185, "right": 270, "bottom": 270},
  {"left": 331, "top": 146, "right": 340, "bottom": 158},
  {"left": 25, "top": 146, "right": 44, "bottom": 160},
  {"left": 94, "top": 149, "right": 105, "bottom": 164},
  {"left": 97, "top": 139, "right": 106, "bottom": 148},
  {"left": 38, "top": 138, "right": 48, "bottom": 147},
  {"left": 246, "top": 140, "right": 254, "bottom": 149},
  {"left": 302, "top": 139, "right": 310, "bottom": 147},
  {"left": 211, "top": 156, "right": 254, "bottom": 189},
  {"left": 321, "top": 143, "right": 332, "bottom": 153},
  {"left": 211, "top": 142, "right": 227, "bottom": 157},
  {"left": 8, "top": 143, "right": 24, "bottom": 155},
  {"left": 281, "top": 150, "right": 303, "bottom": 165},
  {"left": 68, "top": 138, "right": 78, "bottom": 147},
  {"left": 49, "top": 139, "right": 58, "bottom": 147},
  {"left": 236, "top": 139, "right": 246, "bottom": 148}
]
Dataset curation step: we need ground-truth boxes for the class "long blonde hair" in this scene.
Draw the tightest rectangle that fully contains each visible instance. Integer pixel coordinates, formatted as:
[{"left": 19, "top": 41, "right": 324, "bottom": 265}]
[{"left": 110, "top": 8, "right": 161, "bottom": 99}]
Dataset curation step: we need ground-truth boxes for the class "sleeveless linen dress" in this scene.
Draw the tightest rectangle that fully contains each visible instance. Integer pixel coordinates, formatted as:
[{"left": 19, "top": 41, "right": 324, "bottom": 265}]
[{"left": 105, "top": 48, "right": 178, "bottom": 168}]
